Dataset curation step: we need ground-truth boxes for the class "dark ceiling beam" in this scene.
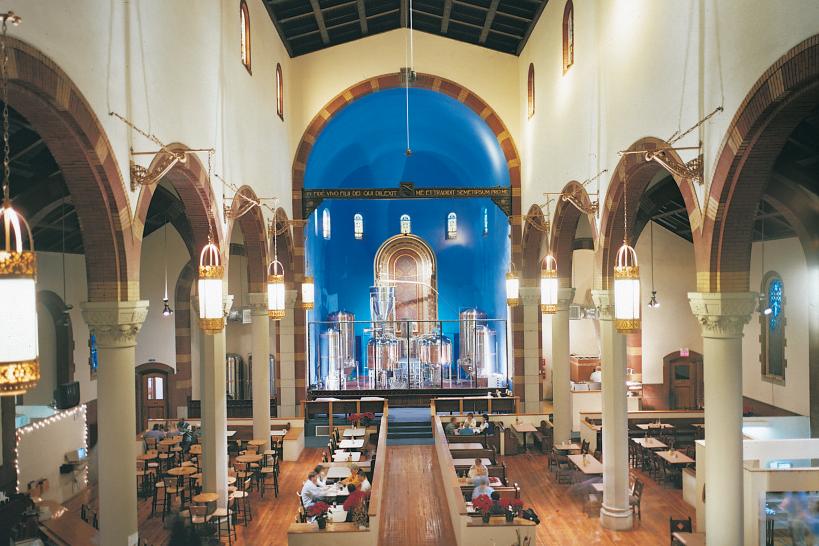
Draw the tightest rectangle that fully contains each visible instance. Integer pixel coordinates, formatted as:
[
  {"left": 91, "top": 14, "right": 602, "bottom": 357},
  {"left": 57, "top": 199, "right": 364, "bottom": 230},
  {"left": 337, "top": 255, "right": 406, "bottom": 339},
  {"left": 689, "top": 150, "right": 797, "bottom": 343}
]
[
  {"left": 277, "top": 11, "right": 314, "bottom": 24},
  {"left": 356, "top": 0, "right": 368, "bottom": 34},
  {"left": 441, "top": 0, "right": 453, "bottom": 33},
  {"left": 261, "top": 1, "right": 294, "bottom": 57},
  {"left": 517, "top": 0, "right": 548, "bottom": 56},
  {"left": 479, "top": 0, "right": 501, "bottom": 44},
  {"left": 308, "top": 0, "right": 331, "bottom": 44},
  {"left": 10, "top": 138, "right": 45, "bottom": 162},
  {"left": 651, "top": 206, "right": 688, "bottom": 220},
  {"left": 449, "top": 18, "right": 523, "bottom": 40}
]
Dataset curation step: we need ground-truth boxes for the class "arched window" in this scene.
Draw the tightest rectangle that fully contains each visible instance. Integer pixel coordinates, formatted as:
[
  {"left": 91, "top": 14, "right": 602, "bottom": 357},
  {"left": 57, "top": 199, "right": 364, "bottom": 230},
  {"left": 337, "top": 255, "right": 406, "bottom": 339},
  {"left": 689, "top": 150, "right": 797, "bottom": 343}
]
[
  {"left": 562, "top": 0, "right": 574, "bottom": 73},
  {"left": 482, "top": 207, "right": 489, "bottom": 236},
  {"left": 400, "top": 214, "right": 411, "bottom": 235},
  {"left": 353, "top": 213, "right": 363, "bottom": 240},
  {"left": 240, "top": 0, "right": 251, "bottom": 73},
  {"left": 322, "top": 209, "right": 331, "bottom": 240},
  {"left": 276, "top": 63, "right": 284, "bottom": 120},
  {"left": 446, "top": 212, "right": 457, "bottom": 240},
  {"left": 527, "top": 64, "right": 535, "bottom": 119},
  {"left": 760, "top": 272, "right": 786, "bottom": 383}
]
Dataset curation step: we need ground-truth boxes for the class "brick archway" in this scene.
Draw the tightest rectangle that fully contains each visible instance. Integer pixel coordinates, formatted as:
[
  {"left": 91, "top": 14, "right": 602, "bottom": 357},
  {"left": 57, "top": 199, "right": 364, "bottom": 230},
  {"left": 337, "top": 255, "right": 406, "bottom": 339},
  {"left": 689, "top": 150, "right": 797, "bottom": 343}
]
[
  {"left": 597, "top": 137, "right": 700, "bottom": 289},
  {"left": 550, "top": 181, "right": 599, "bottom": 284},
  {"left": 7, "top": 37, "right": 136, "bottom": 301},
  {"left": 703, "top": 34, "right": 819, "bottom": 292},
  {"left": 270, "top": 207, "right": 294, "bottom": 410},
  {"left": 225, "top": 186, "right": 268, "bottom": 294},
  {"left": 134, "top": 143, "right": 224, "bottom": 257},
  {"left": 171, "top": 261, "right": 196, "bottom": 416},
  {"left": 521, "top": 204, "right": 547, "bottom": 282},
  {"left": 291, "top": 73, "right": 523, "bottom": 407}
]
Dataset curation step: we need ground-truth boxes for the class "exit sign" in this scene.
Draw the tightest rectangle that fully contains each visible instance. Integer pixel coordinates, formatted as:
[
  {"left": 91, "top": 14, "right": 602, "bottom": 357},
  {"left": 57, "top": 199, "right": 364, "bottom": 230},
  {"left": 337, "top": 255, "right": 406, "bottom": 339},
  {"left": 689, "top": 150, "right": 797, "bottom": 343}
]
[{"left": 680, "top": 348, "right": 689, "bottom": 357}]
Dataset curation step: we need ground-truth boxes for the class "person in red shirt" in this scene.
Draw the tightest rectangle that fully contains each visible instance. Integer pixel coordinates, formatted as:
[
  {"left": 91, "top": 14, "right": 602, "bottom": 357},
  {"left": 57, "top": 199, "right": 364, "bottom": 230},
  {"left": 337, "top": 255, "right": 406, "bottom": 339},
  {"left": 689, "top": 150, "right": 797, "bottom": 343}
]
[{"left": 342, "top": 484, "right": 369, "bottom": 523}]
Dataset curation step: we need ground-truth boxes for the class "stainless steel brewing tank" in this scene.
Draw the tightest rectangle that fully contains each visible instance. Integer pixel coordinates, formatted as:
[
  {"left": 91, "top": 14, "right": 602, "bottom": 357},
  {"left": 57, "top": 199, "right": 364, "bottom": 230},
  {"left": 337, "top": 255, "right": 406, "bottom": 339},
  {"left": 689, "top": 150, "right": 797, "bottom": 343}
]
[
  {"left": 419, "top": 333, "right": 452, "bottom": 367},
  {"left": 473, "top": 325, "right": 497, "bottom": 377},
  {"left": 226, "top": 353, "right": 245, "bottom": 399},
  {"left": 246, "top": 354, "right": 276, "bottom": 395},
  {"left": 458, "top": 308, "right": 487, "bottom": 376},
  {"left": 328, "top": 311, "right": 356, "bottom": 373},
  {"left": 366, "top": 336, "right": 399, "bottom": 372},
  {"left": 369, "top": 285, "right": 395, "bottom": 324},
  {"left": 319, "top": 328, "right": 341, "bottom": 383}
]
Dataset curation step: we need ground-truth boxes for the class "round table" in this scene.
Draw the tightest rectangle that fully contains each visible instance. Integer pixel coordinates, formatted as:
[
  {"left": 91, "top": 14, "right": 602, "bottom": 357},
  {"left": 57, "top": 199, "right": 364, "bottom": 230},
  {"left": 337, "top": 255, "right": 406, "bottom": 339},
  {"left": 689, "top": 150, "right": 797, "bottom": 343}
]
[
  {"left": 167, "top": 466, "right": 197, "bottom": 477},
  {"left": 137, "top": 452, "right": 157, "bottom": 461},
  {"left": 159, "top": 437, "right": 182, "bottom": 446},
  {"left": 247, "top": 439, "right": 266, "bottom": 448},
  {"left": 192, "top": 492, "right": 219, "bottom": 504},
  {"left": 227, "top": 476, "right": 237, "bottom": 485},
  {"left": 189, "top": 445, "right": 202, "bottom": 455},
  {"left": 235, "top": 454, "right": 263, "bottom": 464}
]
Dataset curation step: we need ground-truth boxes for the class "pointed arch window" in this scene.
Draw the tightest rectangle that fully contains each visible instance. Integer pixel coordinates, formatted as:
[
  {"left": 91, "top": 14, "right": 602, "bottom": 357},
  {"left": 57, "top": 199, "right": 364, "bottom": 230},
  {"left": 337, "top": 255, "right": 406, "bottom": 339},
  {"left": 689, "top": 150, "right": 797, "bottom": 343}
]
[
  {"left": 353, "top": 213, "right": 363, "bottom": 240},
  {"left": 562, "top": 0, "right": 574, "bottom": 73},
  {"left": 446, "top": 212, "right": 457, "bottom": 240},
  {"left": 400, "top": 214, "right": 411, "bottom": 235},
  {"left": 527, "top": 64, "right": 535, "bottom": 119},
  {"left": 482, "top": 207, "right": 489, "bottom": 237},
  {"left": 276, "top": 63, "right": 284, "bottom": 120},
  {"left": 322, "top": 209, "right": 331, "bottom": 240},
  {"left": 240, "top": 0, "right": 252, "bottom": 73},
  {"left": 760, "top": 272, "right": 786, "bottom": 383}
]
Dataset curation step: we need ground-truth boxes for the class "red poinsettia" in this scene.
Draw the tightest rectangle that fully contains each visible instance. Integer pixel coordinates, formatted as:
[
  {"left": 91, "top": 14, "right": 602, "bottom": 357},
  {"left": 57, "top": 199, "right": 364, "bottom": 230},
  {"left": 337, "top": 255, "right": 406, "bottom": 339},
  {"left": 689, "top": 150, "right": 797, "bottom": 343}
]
[
  {"left": 472, "top": 494, "right": 493, "bottom": 513},
  {"left": 499, "top": 498, "right": 524, "bottom": 513},
  {"left": 307, "top": 501, "right": 331, "bottom": 518}
]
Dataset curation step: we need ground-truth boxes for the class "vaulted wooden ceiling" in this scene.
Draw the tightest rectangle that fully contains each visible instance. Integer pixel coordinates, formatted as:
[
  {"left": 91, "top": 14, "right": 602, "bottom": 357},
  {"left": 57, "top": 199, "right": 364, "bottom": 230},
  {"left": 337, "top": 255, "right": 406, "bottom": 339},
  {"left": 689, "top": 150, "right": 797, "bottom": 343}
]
[{"left": 262, "top": 0, "right": 549, "bottom": 57}]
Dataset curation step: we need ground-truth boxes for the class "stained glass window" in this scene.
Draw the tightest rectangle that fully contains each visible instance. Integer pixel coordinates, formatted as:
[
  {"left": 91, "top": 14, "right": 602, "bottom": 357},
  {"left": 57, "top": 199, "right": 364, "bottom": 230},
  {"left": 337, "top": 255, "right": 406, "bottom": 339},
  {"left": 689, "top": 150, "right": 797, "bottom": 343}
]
[
  {"left": 353, "top": 213, "right": 363, "bottom": 240},
  {"left": 446, "top": 212, "right": 457, "bottom": 240},
  {"left": 400, "top": 214, "right": 411, "bottom": 235},
  {"left": 762, "top": 273, "right": 786, "bottom": 382}
]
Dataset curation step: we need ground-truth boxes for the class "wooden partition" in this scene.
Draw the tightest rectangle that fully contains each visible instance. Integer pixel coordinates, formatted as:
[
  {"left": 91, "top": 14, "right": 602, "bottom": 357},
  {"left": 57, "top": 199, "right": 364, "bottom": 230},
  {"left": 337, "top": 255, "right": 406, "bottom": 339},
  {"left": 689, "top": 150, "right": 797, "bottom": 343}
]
[
  {"left": 579, "top": 410, "right": 705, "bottom": 453},
  {"left": 431, "top": 396, "right": 519, "bottom": 415},
  {"left": 287, "top": 407, "right": 389, "bottom": 545},
  {"left": 432, "top": 415, "right": 536, "bottom": 545},
  {"left": 303, "top": 398, "right": 388, "bottom": 430}
]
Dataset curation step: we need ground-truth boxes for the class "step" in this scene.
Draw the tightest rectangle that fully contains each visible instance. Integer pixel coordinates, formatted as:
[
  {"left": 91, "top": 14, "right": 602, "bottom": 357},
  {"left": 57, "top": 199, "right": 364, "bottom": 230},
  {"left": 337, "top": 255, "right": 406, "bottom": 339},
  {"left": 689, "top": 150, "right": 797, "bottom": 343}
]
[
  {"left": 387, "top": 431, "right": 434, "bottom": 439},
  {"left": 387, "top": 426, "right": 432, "bottom": 434}
]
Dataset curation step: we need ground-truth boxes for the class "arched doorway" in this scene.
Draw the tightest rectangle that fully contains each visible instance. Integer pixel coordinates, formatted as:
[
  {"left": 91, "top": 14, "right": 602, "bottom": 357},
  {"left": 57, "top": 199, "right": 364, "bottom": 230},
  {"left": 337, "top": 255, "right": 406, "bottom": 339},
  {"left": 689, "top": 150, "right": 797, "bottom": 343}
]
[{"left": 135, "top": 362, "right": 175, "bottom": 432}]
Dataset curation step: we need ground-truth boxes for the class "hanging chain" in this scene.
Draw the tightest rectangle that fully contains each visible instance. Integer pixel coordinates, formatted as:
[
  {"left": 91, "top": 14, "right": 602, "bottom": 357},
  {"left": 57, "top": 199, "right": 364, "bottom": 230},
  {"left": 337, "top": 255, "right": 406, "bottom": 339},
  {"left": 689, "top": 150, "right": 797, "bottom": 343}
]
[
  {"left": 622, "top": 175, "right": 628, "bottom": 246},
  {"left": 667, "top": 106, "right": 723, "bottom": 146},
  {"left": 1, "top": 13, "right": 13, "bottom": 206},
  {"left": 206, "top": 150, "right": 214, "bottom": 243}
]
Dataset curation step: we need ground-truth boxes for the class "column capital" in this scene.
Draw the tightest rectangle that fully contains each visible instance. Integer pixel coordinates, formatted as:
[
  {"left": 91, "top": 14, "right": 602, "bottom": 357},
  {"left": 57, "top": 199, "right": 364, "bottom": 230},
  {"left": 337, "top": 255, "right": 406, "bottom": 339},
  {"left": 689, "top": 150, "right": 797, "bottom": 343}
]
[
  {"left": 556, "top": 287, "right": 576, "bottom": 311},
  {"left": 81, "top": 300, "right": 149, "bottom": 348},
  {"left": 592, "top": 289, "right": 614, "bottom": 321},
  {"left": 248, "top": 292, "right": 268, "bottom": 316},
  {"left": 688, "top": 292, "right": 757, "bottom": 338},
  {"left": 519, "top": 286, "right": 540, "bottom": 307}
]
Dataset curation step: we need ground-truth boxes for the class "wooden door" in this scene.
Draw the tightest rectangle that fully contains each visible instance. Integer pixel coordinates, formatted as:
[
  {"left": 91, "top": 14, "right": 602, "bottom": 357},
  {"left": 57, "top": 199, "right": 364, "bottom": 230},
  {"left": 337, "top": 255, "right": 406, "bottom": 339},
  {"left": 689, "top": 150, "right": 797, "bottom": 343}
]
[
  {"left": 141, "top": 373, "right": 167, "bottom": 430},
  {"left": 664, "top": 351, "right": 703, "bottom": 410}
]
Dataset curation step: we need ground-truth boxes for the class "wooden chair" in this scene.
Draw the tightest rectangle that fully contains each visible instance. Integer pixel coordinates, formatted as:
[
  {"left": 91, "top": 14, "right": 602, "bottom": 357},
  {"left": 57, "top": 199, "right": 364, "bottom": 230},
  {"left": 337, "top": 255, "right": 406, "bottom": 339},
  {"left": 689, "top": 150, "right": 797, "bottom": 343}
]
[
  {"left": 188, "top": 504, "right": 215, "bottom": 538},
  {"left": 144, "top": 436, "right": 158, "bottom": 452},
  {"left": 212, "top": 506, "right": 235, "bottom": 545},
  {"left": 157, "top": 444, "right": 174, "bottom": 472},
  {"left": 630, "top": 479, "right": 644, "bottom": 522},
  {"left": 160, "top": 476, "right": 185, "bottom": 521},
  {"left": 259, "top": 454, "right": 279, "bottom": 498},
  {"left": 580, "top": 439, "right": 590, "bottom": 454},
  {"left": 230, "top": 476, "right": 253, "bottom": 525},
  {"left": 554, "top": 450, "right": 574, "bottom": 485},
  {"left": 669, "top": 516, "right": 692, "bottom": 544}
]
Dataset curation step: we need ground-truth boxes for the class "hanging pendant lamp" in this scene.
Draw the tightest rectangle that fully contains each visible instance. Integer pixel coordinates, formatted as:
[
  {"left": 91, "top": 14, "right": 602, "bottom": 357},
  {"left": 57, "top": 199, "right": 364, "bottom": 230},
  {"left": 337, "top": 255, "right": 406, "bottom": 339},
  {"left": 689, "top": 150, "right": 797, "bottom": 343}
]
[
  {"left": 0, "top": 12, "right": 39, "bottom": 396},
  {"left": 198, "top": 235, "right": 224, "bottom": 333},
  {"left": 505, "top": 269, "right": 520, "bottom": 307},
  {"left": 613, "top": 177, "right": 640, "bottom": 333},
  {"left": 540, "top": 255, "right": 558, "bottom": 314},
  {"left": 162, "top": 219, "right": 173, "bottom": 317},
  {"left": 301, "top": 275, "right": 315, "bottom": 310},
  {"left": 267, "top": 217, "right": 285, "bottom": 319}
]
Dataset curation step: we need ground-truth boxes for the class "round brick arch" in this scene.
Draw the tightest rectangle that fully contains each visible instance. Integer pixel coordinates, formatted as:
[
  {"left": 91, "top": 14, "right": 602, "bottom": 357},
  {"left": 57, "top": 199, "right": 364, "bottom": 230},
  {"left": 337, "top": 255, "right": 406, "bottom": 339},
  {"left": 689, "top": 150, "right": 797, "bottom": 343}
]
[
  {"left": 225, "top": 186, "right": 268, "bottom": 294},
  {"left": 549, "top": 181, "right": 599, "bottom": 284},
  {"left": 597, "top": 137, "right": 700, "bottom": 290},
  {"left": 702, "top": 34, "right": 819, "bottom": 292},
  {"left": 134, "top": 143, "right": 224, "bottom": 257},
  {"left": 6, "top": 37, "right": 137, "bottom": 301},
  {"left": 521, "top": 204, "right": 547, "bottom": 282}
]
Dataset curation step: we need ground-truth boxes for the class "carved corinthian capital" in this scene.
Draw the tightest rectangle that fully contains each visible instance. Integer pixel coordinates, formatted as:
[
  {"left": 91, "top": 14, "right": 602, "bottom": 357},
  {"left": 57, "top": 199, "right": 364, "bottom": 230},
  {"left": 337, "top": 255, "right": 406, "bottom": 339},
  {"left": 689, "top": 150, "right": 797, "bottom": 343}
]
[
  {"left": 688, "top": 292, "right": 757, "bottom": 339},
  {"left": 81, "top": 300, "right": 149, "bottom": 349},
  {"left": 556, "top": 287, "right": 576, "bottom": 312},
  {"left": 591, "top": 290, "right": 614, "bottom": 321},
  {"left": 519, "top": 286, "right": 541, "bottom": 307}
]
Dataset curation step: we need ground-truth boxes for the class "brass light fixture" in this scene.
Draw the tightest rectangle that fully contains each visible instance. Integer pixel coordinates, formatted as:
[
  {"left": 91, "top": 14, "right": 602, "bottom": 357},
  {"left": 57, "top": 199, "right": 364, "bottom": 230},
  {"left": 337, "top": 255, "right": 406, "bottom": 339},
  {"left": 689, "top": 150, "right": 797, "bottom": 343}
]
[
  {"left": 0, "top": 11, "right": 40, "bottom": 396},
  {"left": 647, "top": 220, "right": 659, "bottom": 309},
  {"left": 540, "top": 198, "right": 558, "bottom": 314},
  {"left": 301, "top": 275, "right": 315, "bottom": 310},
  {"left": 505, "top": 268, "right": 520, "bottom": 307},
  {"left": 198, "top": 234, "right": 224, "bottom": 334},
  {"left": 162, "top": 218, "right": 173, "bottom": 317},
  {"left": 267, "top": 216, "right": 285, "bottom": 320},
  {"left": 614, "top": 176, "right": 641, "bottom": 333}
]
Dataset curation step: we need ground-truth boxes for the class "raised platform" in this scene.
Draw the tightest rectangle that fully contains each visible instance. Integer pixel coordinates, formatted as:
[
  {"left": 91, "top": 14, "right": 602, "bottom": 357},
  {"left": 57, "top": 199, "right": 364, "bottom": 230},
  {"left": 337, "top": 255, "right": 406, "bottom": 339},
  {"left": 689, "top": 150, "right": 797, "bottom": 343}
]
[{"left": 308, "top": 387, "right": 497, "bottom": 408}]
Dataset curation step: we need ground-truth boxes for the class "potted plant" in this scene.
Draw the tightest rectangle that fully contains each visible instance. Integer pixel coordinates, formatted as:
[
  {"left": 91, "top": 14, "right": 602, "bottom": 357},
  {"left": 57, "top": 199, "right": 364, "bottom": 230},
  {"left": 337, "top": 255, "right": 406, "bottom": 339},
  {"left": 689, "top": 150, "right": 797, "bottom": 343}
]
[
  {"left": 500, "top": 498, "right": 524, "bottom": 522},
  {"left": 307, "top": 501, "right": 331, "bottom": 529},
  {"left": 472, "top": 494, "right": 493, "bottom": 523}
]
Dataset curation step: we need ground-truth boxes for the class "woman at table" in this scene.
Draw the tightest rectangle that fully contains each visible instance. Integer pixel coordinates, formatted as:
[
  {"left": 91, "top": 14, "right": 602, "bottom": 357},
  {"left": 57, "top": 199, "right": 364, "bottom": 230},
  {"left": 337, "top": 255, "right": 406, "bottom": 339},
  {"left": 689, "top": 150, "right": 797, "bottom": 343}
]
[
  {"left": 463, "top": 413, "right": 477, "bottom": 430},
  {"left": 343, "top": 484, "right": 369, "bottom": 522},
  {"left": 340, "top": 464, "right": 366, "bottom": 489},
  {"left": 471, "top": 476, "right": 494, "bottom": 500},
  {"left": 468, "top": 458, "right": 489, "bottom": 480},
  {"left": 313, "top": 465, "right": 328, "bottom": 487}
]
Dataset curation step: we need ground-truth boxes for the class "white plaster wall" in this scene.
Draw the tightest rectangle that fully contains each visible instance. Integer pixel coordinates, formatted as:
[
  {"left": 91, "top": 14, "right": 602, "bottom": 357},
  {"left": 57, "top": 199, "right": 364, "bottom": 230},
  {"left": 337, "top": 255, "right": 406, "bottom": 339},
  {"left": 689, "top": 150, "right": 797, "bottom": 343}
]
[
  {"left": 742, "top": 237, "right": 810, "bottom": 416},
  {"left": 35, "top": 252, "right": 94, "bottom": 403},
  {"left": 28, "top": 303, "right": 57, "bottom": 406},
  {"left": 288, "top": 29, "right": 521, "bottom": 156},
  {"left": 135, "top": 225, "right": 189, "bottom": 369},
  {"left": 635, "top": 223, "right": 702, "bottom": 384},
  {"left": 569, "top": 249, "right": 598, "bottom": 355}
]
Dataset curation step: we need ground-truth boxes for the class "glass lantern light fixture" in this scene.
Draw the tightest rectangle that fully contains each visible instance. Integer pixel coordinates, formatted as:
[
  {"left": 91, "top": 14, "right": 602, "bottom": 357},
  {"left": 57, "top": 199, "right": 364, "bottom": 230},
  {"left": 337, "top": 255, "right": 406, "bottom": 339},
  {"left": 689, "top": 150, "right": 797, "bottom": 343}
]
[
  {"left": 0, "top": 11, "right": 39, "bottom": 396},
  {"left": 614, "top": 242, "right": 641, "bottom": 332},
  {"left": 301, "top": 275, "right": 315, "bottom": 310},
  {"left": 540, "top": 255, "right": 558, "bottom": 314},
  {"left": 197, "top": 235, "right": 224, "bottom": 334},
  {"left": 267, "top": 217, "right": 286, "bottom": 320},
  {"left": 505, "top": 269, "right": 520, "bottom": 307}
]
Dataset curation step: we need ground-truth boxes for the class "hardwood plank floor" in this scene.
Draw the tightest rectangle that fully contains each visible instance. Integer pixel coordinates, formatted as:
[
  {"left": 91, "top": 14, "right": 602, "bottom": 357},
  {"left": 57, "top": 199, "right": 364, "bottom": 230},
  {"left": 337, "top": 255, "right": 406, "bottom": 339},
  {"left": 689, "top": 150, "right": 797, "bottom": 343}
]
[{"left": 378, "top": 445, "right": 457, "bottom": 545}]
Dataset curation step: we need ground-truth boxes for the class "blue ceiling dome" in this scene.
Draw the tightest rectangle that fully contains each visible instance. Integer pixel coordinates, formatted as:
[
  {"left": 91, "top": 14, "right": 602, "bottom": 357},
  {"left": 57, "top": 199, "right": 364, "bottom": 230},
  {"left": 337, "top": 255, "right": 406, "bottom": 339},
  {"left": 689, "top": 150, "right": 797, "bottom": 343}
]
[{"left": 304, "top": 87, "right": 510, "bottom": 189}]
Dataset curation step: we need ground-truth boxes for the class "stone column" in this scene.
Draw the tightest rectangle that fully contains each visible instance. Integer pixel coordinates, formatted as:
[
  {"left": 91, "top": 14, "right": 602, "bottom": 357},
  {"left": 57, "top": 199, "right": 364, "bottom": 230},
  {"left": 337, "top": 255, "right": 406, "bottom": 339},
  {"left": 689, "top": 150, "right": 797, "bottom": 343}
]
[
  {"left": 81, "top": 300, "right": 148, "bottom": 546},
  {"left": 199, "top": 296, "right": 232, "bottom": 509},
  {"left": 688, "top": 292, "right": 756, "bottom": 544},
  {"left": 249, "top": 293, "right": 271, "bottom": 452},
  {"left": 520, "top": 286, "right": 543, "bottom": 414},
  {"left": 278, "top": 289, "right": 299, "bottom": 417},
  {"left": 551, "top": 287, "right": 575, "bottom": 444},
  {"left": 591, "top": 290, "right": 632, "bottom": 531}
]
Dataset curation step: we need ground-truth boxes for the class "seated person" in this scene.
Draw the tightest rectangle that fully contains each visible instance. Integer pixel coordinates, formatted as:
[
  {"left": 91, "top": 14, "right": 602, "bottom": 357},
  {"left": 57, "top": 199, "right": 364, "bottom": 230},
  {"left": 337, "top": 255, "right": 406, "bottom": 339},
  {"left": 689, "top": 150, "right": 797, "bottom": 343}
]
[
  {"left": 489, "top": 491, "right": 506, "bottom": 515},
  {"left": 300, "top": 471, "right": 326, "bottom": 508},
  {"left": 457, "top": 425, "right": 476, "bottom": 436},
  {"left": 471, "top": 476, "right": 495, "bottom": 500},
  {"left": 463, "top": 413, "right": 476, "bottom": 430},
  {"left": 359, "top": 476, "right": 371, "bottom": 492},
  {"left": 313, "top": 465, "right": 327, "bottom": 487},
  {"left": 468, "top": 458, "right": 489, "bottom": 480},
  {"left": 343, "top": 484, "right": 369, "bottom": 522},
  {"left": 340, "top": 464, "right": 365, "bottom": 489},
  {"left": 444, "top": 417, "right": 459, "bottom": 435},
  {"left": 589, "top": 366, "right": 602, "bottom": 383},
  {"left": 476, "top": 415, "right": 491, "bottom": 434},
  {"left": 144, "top": 424, "right": 165, "bottom": 441}
]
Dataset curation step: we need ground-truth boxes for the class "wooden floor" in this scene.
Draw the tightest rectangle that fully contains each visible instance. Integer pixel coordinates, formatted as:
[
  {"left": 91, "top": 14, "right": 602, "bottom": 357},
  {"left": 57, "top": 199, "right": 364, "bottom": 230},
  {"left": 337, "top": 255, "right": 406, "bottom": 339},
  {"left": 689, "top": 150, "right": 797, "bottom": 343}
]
[{"left": 68, "top": 446, "right": 694, "bottom": 545}]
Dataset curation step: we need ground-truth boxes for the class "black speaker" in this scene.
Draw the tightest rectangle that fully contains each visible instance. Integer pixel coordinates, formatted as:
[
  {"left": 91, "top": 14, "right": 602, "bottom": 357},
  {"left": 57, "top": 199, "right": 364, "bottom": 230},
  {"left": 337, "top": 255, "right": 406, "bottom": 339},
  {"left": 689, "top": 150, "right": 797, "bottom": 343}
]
[{"left": 54, "top": 381, "right": 80, "bottom": 409}]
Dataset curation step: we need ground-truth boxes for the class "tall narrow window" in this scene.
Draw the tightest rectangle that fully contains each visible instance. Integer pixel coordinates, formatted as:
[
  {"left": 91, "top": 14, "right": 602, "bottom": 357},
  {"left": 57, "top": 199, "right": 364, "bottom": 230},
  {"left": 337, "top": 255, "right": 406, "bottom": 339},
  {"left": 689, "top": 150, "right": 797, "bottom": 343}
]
[
  {"left": 240, "top": 0, "right": 251, "bottom": 73},
  {"left": 446, "top": 212, "right": 457, "bottom": 240},
  {"left": 353, "top": 213, "right": 363, "bottom": 240},
  {"left": 527, "top": 64, "right": 535, "bottom": 119},
  {"left": 761, "top": 272, "right": 786, "bottom": 383},
  {"left": 276, "top": 63, "right": 284, "bottom": 120},
  {"left": 400, "top": 214, "right": 411, "bottom": 235},
  {"left": 482, "top": 207, "right": 489, "bottom": 237},
  {"left": 562, "top": 1, "right": 574, "bottom": 73},
  {"left": 322, "top": 209, "right": 331, "bottom": 240}
]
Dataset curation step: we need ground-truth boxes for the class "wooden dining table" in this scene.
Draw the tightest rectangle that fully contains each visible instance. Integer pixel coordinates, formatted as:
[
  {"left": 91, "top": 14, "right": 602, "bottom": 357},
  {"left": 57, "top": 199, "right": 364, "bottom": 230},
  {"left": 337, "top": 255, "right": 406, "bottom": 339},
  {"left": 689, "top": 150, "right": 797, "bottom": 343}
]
[
  {"left": 343, "top": 428, "right": 366, "bottom": 437},
  {"left": 137, "top": 451, "right": 158, "bottom": 461},
  {"left": 235, "top": 454, "right": 263, "bottom": 464},
  {"left": 338, "top": 439, "right": 364, "bottom": 450},
  {"left": 192, "top": 492, "right": 219, "bottom": 504},
  {"left": 636, "top": 423, "right": 674, "bottom": 431},
  {"left": 656, "top": 450, "right": 695, "bottom": 465},
  {"left": 554, "top": 442, "right": 581, "bottom": 451},
  {"left": 568, "top": 454, "right": 604, "bottom": 475},
  {"left": 633, "top": 437, "right": 667, "bottom": 449},
  {"left": 512, "top": 422, "right": 538, "bottom": 450},
  {"left": 167, "top": 465, "right": 198, "bottom": 477},
  {"left": 672, "top": 531, "right": 705, "bottom": 545},
  {"left": 452, "top": 458, "right": 492, "bottom": 469},
  {"left": 448, "top": 442, "right": 484, "bottom": 450}
]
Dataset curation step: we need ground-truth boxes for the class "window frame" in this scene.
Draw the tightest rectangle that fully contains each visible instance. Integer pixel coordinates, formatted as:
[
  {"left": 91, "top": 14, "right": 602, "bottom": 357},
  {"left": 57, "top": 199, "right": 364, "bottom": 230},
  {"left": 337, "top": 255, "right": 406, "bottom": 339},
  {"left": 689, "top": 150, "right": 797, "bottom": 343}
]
[
  {"left": 760, "top": 271, "right": 787, "bottom": 384},
  {"left": 240, "top": 0, "right": 252, "bottom": 74},
  {"left": 353, "top": 213, "right": 363, "bottom": 240},
  {"left": 276, "top": 63, "right": 284, "bottom": 120},
  {"left": 400, "top": 214, "right": 412, "bottom": 235},
  {"left": 527, "top": 63, "right": 535, "bottom": 119},
  {"left": 562, "top": 0, "right": 574, "bottom": 74}
]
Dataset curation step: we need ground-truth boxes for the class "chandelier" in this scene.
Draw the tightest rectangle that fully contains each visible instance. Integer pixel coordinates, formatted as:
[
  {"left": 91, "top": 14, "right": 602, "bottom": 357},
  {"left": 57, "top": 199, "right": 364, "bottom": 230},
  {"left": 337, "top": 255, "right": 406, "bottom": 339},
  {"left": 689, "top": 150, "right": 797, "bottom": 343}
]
[
  {"left": 198, "top": 231, "right": 224, "bottom": 334},
  {"left": 301, "top": 275, "right": 315, "bottom": 310},
  {"left": 267, "top": 217, "right": 285, "bottom": 319},
  {"left": 613, "top": 176, "right": 641, "bottom": 333},
  {"left": 539, "top": 198, "right": 558, "bottom": 314},
  {"left": 505, "top": 268, "right": 520, "bottom": 307},
  {"left": 0, "top": 11, "right": 40, "bottom": 396}
]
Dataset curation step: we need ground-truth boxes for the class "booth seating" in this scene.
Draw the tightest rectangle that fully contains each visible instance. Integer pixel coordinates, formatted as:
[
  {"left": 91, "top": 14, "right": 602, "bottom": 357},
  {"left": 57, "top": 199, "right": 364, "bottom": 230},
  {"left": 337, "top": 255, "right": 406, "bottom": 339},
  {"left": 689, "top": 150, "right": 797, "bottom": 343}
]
[
  {"left": 532, "top": 421, "right": 553, "bottom": 454},
  {"left": 460, "top": 483, "right": 520, "bottom": 502},
  {"left": 449, "top": 447, "right": 497, "bottom": 462}
]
